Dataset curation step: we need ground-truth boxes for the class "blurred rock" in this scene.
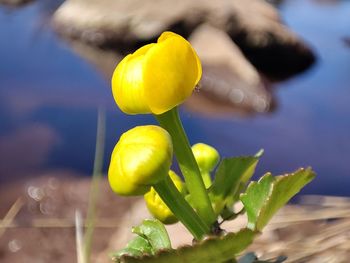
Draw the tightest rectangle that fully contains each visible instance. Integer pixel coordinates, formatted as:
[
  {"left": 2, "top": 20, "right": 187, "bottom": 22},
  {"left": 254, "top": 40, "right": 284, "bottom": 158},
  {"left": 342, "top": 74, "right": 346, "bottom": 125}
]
[
  {"left": 220, "top": 0, "right": 315, "bottom": 78},
  {"left": 52, "top": 0, "right": 315, "bottom": 79},
  {"left": 0, "top": 0, "right": 33, "bottom": 7},
  {"left": 188, "top": 24, "right": 273, "bottom": 115},
  {"left": 51, "top": 0, "right": 315, "bottom": 116},
  {"left": 67, "top": 40, "right": 122, "bottom": 80}
]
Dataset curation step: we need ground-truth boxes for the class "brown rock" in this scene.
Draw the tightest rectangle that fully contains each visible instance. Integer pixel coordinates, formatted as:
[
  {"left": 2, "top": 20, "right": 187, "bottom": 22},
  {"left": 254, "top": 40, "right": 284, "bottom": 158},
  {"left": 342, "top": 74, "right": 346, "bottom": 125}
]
[
  {"left": 52, "top": 0, "right": 315, "bottom": 78},
  {"left": 188, "top": 24, "right": 272, "bottom": 115},
  {"left": 50, "top": 0, "right": 315, "bottom": 116},
  {"left": 0, "top": 0, "right": 33, "bottom": 7}
]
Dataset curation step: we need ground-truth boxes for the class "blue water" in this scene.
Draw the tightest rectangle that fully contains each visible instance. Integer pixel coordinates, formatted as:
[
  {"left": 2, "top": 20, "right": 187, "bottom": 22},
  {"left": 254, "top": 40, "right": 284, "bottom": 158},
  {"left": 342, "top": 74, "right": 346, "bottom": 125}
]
[{"left": 0, "top": 0, "right": 349, "bottom": 196}]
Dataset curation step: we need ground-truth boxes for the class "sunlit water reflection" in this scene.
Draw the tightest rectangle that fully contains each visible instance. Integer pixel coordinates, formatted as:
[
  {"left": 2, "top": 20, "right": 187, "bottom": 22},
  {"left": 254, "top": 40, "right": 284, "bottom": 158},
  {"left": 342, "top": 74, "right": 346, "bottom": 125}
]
[{"left": 0, "top": 0, "right": 349, "bottom": 196}]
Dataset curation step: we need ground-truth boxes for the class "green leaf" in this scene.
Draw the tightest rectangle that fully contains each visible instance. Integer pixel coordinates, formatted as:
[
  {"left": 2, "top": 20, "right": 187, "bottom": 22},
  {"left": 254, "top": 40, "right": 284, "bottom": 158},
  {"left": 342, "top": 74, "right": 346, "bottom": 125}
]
[
  {"left": 117, "top": 228, "right": 255, "bottom": 263},
  {"left": 127, "top": 236, "right": 153, "bottom": 254},
  {"left": 111, "top": 219, "right": 171, "bottom": 262},
  {"left": 110, "top": 236, "right": 153, "bottom": 260},
  {"left": 132, "top": 219, "right": 172, "bottom": 251},
  {"left": 240, "top": 168, "right": 316, "bottom": 231},
  {"left": 209, "top": 155, "right": 260, "bottom": 215},
  {"left": 240, "top": 173, "right": 274, "bottom": 229}
]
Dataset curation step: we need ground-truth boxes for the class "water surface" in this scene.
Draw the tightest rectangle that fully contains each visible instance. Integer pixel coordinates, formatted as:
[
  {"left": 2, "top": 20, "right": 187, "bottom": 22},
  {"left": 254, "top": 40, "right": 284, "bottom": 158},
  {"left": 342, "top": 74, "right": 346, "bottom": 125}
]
[{"left": 0, "top": 0, "right": 349, "bottom": 196}]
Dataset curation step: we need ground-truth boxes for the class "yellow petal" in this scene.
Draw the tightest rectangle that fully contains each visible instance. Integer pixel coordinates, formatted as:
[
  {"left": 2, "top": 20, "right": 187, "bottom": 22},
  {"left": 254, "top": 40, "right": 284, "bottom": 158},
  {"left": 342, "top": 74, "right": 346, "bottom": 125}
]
[
  {"left": 108, "top": 125, "right": 173, "bottom": 196},
  {"left": 144, "top": 186, "right": 178, "bottom": 224},
  {"left": 144, "top": 170, "right": 184, "bottom": 224},
  {"left": 168, "top": 170, "right": 185, "bottom": 193},
  {"left": 111, "top": 44, "right": 155, "bottom": 114},
  {"left": 158, "top": 32, "right": 202, "bottom": 85},
  {"left": 143, "top": 32, "right": 202, "bottom": 115},
  {"left": 108, "top": 151, "right": 150, "bottom": 196}
]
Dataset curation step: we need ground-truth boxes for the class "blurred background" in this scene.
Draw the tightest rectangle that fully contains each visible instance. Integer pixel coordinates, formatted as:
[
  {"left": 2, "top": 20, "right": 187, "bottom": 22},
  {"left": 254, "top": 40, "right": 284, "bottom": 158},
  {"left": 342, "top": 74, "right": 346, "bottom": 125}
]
[
  {"left": 1, "top": 0, "right": 349, "bottom": 194},
  {"left": 0, "top": 0, "right": 350, "bottom": 262}
]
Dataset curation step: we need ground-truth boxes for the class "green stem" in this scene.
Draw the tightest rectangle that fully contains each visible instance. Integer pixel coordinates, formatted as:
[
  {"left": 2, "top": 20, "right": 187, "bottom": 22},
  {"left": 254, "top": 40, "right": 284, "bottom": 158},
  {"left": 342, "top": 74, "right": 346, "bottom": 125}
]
[
  {"left": 84, "top": 108, "right": 106, "bottom": 263},
  {"left": 155, "top": 107, "right": 216, "bottom": 227},
  {"left": 154, "top": 176, "right": 209, "bottom": 240},
  {"left": 201, "top": 172, "right": 212, "bottom": 189}
]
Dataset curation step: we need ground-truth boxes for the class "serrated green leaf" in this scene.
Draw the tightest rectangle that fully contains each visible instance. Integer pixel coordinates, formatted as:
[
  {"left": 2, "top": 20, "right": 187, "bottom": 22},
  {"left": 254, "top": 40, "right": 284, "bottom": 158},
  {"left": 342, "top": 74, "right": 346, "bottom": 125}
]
[
  {"left": 111, "top": 219, "right": 171, "bottom": 262},
  {"left": 257, "top": 168, "right": 315, "bottom": 230},
  {"left": 209, "top": 156, "right": 260, "bottom": 215},
  {"left": 240, "top": 168, "right": 315, "bottom": 231},
  {"left": 110, "top": 236, "right": 153, "bottom": 261},
  {"left": 119, "top": 228, "right": 255, "bottom": 263},
  {"left": 210, "top": 157, "right": 259, "bottom": 197},
  {"left": 127, "top": 236, "right": 153, "bottom": 254},
  {"left": 240, "top": 173, "right": 274, "bottom": 229},
  {"left": 132, "top": 219, "right": 172, "bottom": 251}
]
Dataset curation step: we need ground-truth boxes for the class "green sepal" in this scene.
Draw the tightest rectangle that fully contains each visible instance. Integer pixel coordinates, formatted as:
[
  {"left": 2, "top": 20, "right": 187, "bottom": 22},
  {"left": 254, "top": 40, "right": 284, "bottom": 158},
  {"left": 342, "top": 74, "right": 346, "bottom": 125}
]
[
  {"left": 240, "top": 167, "right": 316, "bottom": 231},
  {"left": 116, "top": 228, "right": 255, "bottom": 263}
]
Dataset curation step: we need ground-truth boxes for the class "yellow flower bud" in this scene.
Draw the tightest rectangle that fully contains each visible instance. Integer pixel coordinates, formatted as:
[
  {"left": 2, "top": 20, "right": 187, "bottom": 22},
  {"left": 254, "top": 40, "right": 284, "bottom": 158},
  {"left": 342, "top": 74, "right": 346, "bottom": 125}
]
[
  {"left": 144, "top": 171, "right": 185, "bottom": 224},
  {"left": 192, "top": 143, "right": 220, "bottom": 173},
  {"left": 108, "top": 125, "right": 173, "bottom": 196},
  {"left": 112, "top": 31, "right": 202, "bottom": 115},
  {"left": 192, "top": 143, "right": 220, "bottom": 188}
]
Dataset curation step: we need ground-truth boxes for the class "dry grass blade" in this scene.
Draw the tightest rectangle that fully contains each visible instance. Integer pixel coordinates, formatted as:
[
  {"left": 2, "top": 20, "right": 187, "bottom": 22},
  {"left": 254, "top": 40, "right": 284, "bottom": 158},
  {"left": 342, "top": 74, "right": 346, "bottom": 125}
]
[
  {"left": 75, "top": 210, "right": 85, "bottom": 263},
  {"left": 0, "top": 198, "right": 24, "bottom": 239}
]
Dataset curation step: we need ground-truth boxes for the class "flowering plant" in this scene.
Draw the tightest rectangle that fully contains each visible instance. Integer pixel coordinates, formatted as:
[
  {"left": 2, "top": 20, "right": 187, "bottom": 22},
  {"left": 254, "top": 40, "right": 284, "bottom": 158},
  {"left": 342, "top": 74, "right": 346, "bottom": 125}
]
[{"left": 108, "top": 32, "right": 315, "bottom": 263}]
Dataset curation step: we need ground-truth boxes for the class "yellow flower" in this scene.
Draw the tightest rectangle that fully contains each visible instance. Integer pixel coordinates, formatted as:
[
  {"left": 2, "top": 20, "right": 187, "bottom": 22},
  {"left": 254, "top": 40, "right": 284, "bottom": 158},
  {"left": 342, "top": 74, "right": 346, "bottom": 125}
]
[
  {"left": 144, "top": 171, "right": 185, "bottom": 224},
  {"left": 112, "top": 31, "right": 202, "bottom": 115},
  {"left": 108, "top": 125, "right": 173, "bottom": 196}
]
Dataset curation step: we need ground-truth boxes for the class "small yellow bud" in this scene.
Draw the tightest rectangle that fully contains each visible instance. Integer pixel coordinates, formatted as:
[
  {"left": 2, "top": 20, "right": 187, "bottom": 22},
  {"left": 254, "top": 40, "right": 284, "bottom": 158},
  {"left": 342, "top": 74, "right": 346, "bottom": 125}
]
[
  {"left": 192, "top": 143, "right": 220, "bottom": 172},
  {"left": 112, "top": 31, "right": 202, "bottom": 115},
  {"left": 192, "top": 143, "right": 220, "bottom": 188},
  {"left": 144, "top": 170, "right": 185, "bottom": 224},
  {"left": 108, "top": 125, "right": 173, "bottom": 196}
]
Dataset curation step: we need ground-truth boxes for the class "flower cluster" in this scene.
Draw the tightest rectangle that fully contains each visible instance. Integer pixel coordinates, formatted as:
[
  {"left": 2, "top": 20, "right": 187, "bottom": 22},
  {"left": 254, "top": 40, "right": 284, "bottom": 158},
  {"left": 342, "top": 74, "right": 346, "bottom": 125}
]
[
  {"left": 108, "top": 32, "right": 214, "bottom": 233},
  {"left": 107, "top": 31, "right": 316, "bottom": 261}
]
